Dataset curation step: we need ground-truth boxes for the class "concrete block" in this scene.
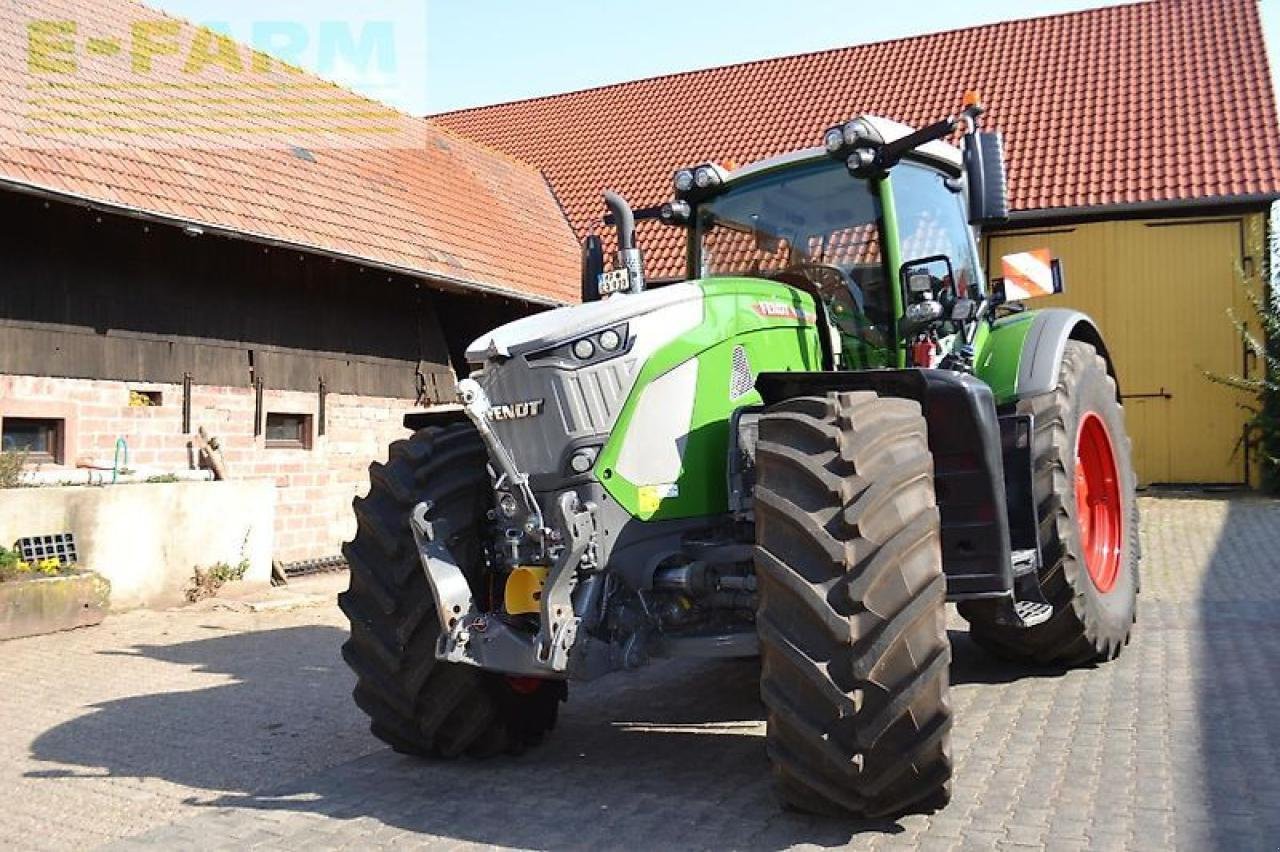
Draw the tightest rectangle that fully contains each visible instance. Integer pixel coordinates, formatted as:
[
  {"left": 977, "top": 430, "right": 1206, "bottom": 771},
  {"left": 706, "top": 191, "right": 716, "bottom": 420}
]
[
  {"left": 0, "top": 481, "right": 275, "bottom": 609},
  {"left": 0, "top": 570, "right": 110, "bottom": 640}
]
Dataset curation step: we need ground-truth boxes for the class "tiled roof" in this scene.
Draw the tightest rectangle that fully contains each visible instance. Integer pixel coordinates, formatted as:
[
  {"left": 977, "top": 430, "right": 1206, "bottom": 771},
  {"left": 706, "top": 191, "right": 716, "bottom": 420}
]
[
  {"left": 0, "top": 0, "right": 580, "bottom": 305},
  {"left": 438, "top": 0, "right": 1280, "bottom": 280}
]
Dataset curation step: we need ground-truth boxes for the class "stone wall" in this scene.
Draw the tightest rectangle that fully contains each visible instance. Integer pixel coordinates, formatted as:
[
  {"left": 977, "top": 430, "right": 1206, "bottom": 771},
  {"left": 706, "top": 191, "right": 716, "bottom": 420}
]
[
  {"left": 0, "top": 481, "right": 275, "bottom": 609},
  {"left": 0, "top": 375, "right": 418, "bottom": 565}
]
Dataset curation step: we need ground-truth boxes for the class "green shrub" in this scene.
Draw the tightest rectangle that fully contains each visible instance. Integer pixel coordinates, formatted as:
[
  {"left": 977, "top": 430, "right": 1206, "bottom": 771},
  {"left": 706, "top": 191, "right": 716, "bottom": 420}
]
[
  {"left": 0, "top": 451, "right": 27, "bottom": 489},
  {"left": 0, "top": 549, "right": 69, "bottom": 582},
  {"left": 1208, "top": 223, "right": 1280, "bottom": 493},
  {"left": 185, "top": 559, "right": 250, "bottom": 602}
]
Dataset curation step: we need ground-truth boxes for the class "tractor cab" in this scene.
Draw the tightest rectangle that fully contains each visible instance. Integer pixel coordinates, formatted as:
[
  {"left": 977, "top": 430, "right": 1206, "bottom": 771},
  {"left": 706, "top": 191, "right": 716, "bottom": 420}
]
[{"left": 586, "top": 106, "right": 1011, "bottom": 376}]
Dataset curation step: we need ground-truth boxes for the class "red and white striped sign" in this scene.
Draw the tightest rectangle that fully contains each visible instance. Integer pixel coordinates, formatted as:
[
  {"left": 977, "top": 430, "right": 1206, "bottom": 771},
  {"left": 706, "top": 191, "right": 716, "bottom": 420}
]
[{"left": 1000, "top": 248, "right": 1057, "bottom": 300}]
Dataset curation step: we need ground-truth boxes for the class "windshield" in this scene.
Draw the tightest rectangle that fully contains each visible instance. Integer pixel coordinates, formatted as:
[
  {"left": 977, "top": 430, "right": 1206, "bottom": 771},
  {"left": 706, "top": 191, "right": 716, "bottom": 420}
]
[{"left": 694, "top": 157, "right": 891, "bottom": 362}]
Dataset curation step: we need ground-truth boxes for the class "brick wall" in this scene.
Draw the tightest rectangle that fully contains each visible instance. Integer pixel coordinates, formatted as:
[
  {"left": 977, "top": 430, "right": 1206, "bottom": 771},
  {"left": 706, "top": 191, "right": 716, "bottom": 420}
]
[{"left": 0, "top": 375, "right": 419, "bottom": 564}]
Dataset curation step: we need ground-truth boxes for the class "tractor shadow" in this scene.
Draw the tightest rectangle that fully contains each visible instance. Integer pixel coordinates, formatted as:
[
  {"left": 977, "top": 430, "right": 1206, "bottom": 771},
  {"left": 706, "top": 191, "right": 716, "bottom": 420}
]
[
  {"left": 21, "top": 624, "right": 910, "bottom": 848},
  {"left": 176, "top": 655, "right": 913, "bottom": 849},
  {"left": 23, "top": 625, "right": 374, "bottom": 794},
  {"left": 946, "top": 626, "right": 1073, "bottom": 685},
  {"left": 24, "top": 611, "right": 1098, "bottom": 848}
]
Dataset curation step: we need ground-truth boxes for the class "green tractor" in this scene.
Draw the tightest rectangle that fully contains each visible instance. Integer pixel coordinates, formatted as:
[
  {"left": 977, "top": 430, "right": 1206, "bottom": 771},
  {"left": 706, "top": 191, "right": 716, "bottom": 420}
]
[{"left": 339, "top": 99, "right": 1139, "bottom": 817}]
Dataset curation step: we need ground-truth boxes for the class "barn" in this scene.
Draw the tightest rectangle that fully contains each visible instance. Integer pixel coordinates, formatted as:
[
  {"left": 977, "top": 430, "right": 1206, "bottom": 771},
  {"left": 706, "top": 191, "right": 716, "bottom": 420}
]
[
  {"left": 437, "top": 0, "right": 1280, "bottom": 485},
  {"left": 0, "top": 0, "right": 578, "bottom": 589}
]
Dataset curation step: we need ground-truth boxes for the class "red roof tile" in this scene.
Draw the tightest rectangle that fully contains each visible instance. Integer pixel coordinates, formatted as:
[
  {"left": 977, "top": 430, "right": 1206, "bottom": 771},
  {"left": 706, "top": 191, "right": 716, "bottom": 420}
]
[
  {"left": 438, "top": 0, "right": 1280, "bottom": 280},
  {"left": 0, "top": 0, "right": 580, "bottom": 305}
]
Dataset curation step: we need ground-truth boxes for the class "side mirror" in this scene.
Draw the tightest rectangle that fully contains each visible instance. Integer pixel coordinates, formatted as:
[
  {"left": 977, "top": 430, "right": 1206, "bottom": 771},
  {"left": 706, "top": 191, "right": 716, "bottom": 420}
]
[
  {"left": 898, "top": 255, "right": 955, "bottom": 336},
  {"left": 581, "top": 234, "right": 605, "bottom": 302},
  {"left": 963, "top": 130, "right": 1009, "bottom": 225}
]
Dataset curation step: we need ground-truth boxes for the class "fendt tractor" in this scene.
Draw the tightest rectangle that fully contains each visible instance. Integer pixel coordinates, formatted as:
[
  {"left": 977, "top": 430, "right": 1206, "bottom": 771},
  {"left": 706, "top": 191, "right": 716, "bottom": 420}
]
[{"left": 339, "top": 98, "right": 1139, "bottom": 817}]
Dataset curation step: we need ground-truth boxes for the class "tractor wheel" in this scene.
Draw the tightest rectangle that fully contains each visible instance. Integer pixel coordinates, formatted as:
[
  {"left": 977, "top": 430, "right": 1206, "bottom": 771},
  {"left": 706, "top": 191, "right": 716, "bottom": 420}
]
[
  {"left": 754, "top": 392, "right": 952, "bottom": 819},
  {"left": 338, "top": 423, "right": 564, "bottom": 757},
  {"left": 959, "top": 340, "right": 1139, "bottom": 665}
]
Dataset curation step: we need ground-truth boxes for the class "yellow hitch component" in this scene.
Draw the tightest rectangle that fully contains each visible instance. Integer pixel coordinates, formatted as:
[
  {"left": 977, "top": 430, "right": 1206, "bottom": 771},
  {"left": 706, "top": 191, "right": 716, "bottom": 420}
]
[{"left": 504, "top": 566, "right": 549, "bottom": 615}]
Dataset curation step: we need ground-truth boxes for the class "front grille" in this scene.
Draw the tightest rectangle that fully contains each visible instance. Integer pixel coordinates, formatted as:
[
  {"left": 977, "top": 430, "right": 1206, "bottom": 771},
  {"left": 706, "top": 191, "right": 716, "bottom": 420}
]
[{"left": 478, "top": 356, "right": 640, "bottom": 477}]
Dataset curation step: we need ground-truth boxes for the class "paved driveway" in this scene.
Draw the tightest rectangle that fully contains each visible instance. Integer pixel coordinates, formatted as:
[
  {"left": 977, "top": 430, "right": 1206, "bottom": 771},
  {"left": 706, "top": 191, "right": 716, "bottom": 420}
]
[{"left": 1, "top": 494, "right": 1278, "bottom": 851}]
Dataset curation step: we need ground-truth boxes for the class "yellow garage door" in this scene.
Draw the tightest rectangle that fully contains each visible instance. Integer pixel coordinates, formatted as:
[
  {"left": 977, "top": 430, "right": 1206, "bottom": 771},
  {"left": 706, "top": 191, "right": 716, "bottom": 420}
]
[{"left": 986, "top": 216, "right": 1258, "bottom": 485}]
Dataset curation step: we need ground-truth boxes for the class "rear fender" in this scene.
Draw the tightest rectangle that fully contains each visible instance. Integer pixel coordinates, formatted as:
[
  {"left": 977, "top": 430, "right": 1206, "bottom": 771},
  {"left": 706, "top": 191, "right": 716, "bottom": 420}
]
[{"left": 977, "top": 308, "right": 1118, "bottom": 404}]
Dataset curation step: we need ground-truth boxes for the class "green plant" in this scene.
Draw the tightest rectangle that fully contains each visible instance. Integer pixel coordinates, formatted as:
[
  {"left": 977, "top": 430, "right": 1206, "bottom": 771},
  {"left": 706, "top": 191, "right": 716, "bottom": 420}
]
[
  {"left": 184, "top": 529, "right": 253, "bottom": 602},
  {"left": 0, "top": 549, "right": 70, "bottom": 582},
  {"left": 185, "top": 560, "right": 250, "bottom": 602},
  {"left": 0, "top": 546, "right": 24, "bottom": 582},
  {"left": 0, "top": 451, "right": 28, "bottom": 489},
  {"left": 1207, "top": 225, "right": 1280, "bottom": 493},
  {"left": 144, "top": 474, "right": 181, "bottom": 484}
]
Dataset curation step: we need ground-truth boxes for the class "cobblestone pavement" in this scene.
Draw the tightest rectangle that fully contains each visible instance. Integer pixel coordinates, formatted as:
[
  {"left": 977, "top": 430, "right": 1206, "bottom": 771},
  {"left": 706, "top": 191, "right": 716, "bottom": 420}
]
[{"left": 2, "top": 494, "right": 1278, "bottom": 851}]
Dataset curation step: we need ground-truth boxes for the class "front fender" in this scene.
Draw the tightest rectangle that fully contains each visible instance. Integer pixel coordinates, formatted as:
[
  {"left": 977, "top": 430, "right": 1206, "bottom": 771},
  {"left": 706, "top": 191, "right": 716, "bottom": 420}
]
[{"left": 976, "top": 308, "right": 1118, "bottom": 404}]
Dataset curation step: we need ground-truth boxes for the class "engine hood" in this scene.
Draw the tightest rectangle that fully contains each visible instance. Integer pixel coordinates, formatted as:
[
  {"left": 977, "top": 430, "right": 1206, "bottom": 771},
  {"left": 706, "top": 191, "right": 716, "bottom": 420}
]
[{"left": 466, "top": 283, "right": 702, "bottom": 362}]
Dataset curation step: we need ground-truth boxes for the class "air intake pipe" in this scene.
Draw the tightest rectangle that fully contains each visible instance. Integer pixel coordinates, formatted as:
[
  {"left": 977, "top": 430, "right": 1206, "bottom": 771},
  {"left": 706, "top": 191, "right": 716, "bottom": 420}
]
[{"left": 604, "top": 190, "right": 646, "bottom": 294}]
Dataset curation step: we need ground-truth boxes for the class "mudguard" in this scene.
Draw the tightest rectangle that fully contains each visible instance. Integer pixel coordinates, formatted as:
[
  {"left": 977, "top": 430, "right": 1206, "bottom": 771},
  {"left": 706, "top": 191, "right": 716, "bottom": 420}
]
[{"left": 977, "top": 308, "right": 1117, "bottom": 404}]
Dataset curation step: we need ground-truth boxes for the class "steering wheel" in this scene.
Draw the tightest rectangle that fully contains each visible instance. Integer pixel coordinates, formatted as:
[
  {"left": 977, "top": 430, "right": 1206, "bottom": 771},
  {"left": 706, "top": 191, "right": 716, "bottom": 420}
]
[{"left": 766, "top": 263, "right": 865, "bottom": 313}]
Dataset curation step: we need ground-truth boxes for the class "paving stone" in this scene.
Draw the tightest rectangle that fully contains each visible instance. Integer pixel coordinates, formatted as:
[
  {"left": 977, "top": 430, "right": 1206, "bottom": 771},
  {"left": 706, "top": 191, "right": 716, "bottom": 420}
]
[{"left": 0, "top": 493, "right": 1277, "bottom": 851}]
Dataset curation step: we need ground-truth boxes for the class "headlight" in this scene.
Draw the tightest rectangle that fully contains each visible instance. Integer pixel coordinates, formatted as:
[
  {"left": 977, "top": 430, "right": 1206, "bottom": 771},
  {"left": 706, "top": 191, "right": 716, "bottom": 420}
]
[
  {"left": 906, "top": 300, "right": 944, "bottom": 325},
  {"left": 569, "top": 449, "right": 596, "bottom": 474},
  {"left": 847, "top": 147, "right": 877, "bottom": 171},
  {"left": 598, "top": 329, "right": 622, "bottom": 351},
  {"left": 572, "top": 338, "right": 595, "bottom": 360},
  {"left": 674, "top": 169, "right": 695, "bottom": 193},
  {"left": 660, "top": 200, "right": 691, "bottom": 225},
  {"left": 843, "top": 118, "right": 872, "bottom": 145},
  {"left": 694, "top": 166, "right": 719, "bottom": 189},
  {"left": 823, "top": 127, "right": 845, "bottom": 153}
]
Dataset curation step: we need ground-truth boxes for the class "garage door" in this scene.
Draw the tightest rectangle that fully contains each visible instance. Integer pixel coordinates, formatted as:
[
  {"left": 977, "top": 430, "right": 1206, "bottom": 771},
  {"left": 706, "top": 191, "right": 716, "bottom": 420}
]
[{"left": 987, "top": 216, "right": 1258, "bottom": 485}]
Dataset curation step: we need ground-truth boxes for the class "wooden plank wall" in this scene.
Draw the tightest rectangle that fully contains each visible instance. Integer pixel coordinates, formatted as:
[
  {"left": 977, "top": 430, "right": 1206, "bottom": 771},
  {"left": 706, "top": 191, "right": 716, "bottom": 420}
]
[{"left": 0, "top": 192, "right": 534, "bottom": 402}]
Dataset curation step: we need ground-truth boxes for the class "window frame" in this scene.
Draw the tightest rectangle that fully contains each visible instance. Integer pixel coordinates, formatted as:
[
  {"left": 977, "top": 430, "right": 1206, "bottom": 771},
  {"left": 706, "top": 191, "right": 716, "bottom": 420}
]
[
  {"left": 264, "top": 412, "right": 314, "bottom": 450},
  {"left": 888, "top": 159, "right": 986, "bottom": 298},
  {"left": 1, "top": 416, "right": 64, "bottom": 464}
]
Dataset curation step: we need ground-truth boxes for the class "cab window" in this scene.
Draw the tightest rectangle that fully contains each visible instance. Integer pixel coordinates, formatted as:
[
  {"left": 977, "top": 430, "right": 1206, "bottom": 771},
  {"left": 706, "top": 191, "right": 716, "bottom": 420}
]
[{"left": 891, "top": 162, "right": 983, "bottom": 298}]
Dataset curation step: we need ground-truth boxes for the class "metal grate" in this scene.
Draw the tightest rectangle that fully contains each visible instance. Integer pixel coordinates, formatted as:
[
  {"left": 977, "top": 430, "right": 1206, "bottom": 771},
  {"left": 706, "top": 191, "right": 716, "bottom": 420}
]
[
  {"left": 730, "top": 345, "right": 754, "bottom": 399},
  {"left": 281, "top": 555, "right": 348, "bottom": 579},
  {"left": 15, "top": 533, "right": 78, "bottom": 566}
]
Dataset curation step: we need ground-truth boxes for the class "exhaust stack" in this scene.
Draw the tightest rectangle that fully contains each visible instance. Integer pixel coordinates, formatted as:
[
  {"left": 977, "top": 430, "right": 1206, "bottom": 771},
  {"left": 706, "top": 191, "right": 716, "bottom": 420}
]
[{"left": 603, "top": 191, "right": 646, "bottom": 294}]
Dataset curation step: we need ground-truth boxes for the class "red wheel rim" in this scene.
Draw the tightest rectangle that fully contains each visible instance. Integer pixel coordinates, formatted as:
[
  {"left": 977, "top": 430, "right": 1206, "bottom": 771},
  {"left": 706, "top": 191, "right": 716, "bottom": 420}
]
[{"left": 1074, "top": 412, "right": 1123, "bottom": 593}]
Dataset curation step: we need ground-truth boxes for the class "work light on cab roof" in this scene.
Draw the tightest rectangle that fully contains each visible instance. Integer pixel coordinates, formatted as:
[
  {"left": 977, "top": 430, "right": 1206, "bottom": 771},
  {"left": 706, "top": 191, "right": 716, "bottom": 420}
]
[{"left": 672, "top": 162, "right": 728, "bottom": 200}]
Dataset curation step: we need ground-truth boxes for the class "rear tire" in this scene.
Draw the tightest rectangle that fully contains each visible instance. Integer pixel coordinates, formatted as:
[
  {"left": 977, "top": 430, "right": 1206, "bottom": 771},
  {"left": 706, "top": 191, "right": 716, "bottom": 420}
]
[
  {"left": 959, "top": 341, "right": 1139, "bottom": 665},
  {"left": 338, "top": 423, "right": 564, "bottom": 757},
  {"left": 754, "top": 392, "right": 952, "bottom": 819}
]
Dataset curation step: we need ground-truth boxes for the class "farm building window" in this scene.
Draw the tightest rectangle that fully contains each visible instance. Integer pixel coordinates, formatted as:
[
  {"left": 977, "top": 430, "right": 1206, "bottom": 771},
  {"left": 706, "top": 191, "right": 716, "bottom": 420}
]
[
  {"left": 1, "top": 417, "right": 63, "bottom": 463},
  {"left": 129, "top": 389, "right": 163, "bottom": 407},
  {"left": 265, "top": 413, "right": 313, "bottom": 449}
]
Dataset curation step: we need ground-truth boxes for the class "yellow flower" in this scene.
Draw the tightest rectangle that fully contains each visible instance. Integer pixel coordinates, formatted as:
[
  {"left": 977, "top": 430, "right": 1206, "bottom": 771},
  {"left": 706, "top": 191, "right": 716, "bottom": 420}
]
[
  {"left": 15, "top": 561, "right": 30, "bottom": 573},
  {"left": 38, "top": 558, "right": 61, "bottom": 575}
]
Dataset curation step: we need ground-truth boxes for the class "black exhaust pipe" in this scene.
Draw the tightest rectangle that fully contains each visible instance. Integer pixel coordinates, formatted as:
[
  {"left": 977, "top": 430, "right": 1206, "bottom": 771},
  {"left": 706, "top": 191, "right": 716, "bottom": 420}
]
[
  {"left": 603, "top": 190, "right": 645, "bottom": 294},
  {"left": 581, "top": 234, "right": 604, "bottom": 302}
]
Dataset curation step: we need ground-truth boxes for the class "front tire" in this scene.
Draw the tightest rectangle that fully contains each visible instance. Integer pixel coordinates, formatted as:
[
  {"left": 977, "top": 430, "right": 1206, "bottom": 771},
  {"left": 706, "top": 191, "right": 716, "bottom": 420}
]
[
  {"left": 754, "top": 392, "right": 952, "bottom": 818},
  {"left": 338, "top": 423, "right": 564, "bottom": 757},
  {"left": 959, "top": 340, "right": 1139, "bottom": 665}
]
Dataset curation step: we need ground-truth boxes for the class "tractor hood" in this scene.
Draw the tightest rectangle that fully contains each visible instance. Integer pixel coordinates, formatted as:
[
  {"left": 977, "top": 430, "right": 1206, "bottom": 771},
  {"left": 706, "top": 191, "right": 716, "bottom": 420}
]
[{"left": 466, "top": 284, "right": 702, "bottom": 362}]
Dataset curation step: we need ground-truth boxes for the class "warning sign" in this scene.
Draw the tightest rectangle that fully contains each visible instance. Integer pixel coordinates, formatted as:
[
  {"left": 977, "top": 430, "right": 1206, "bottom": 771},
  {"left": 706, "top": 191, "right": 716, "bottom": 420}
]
[{"left": 999, "top": 248, "right": 1063, "bottom": 301}]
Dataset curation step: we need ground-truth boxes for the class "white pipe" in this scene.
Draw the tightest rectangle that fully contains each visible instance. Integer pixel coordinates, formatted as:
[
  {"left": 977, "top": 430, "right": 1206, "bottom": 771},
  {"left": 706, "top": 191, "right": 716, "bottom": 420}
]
[{"left": 19, "top": 469, "right": 215, "bottom": 487}]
